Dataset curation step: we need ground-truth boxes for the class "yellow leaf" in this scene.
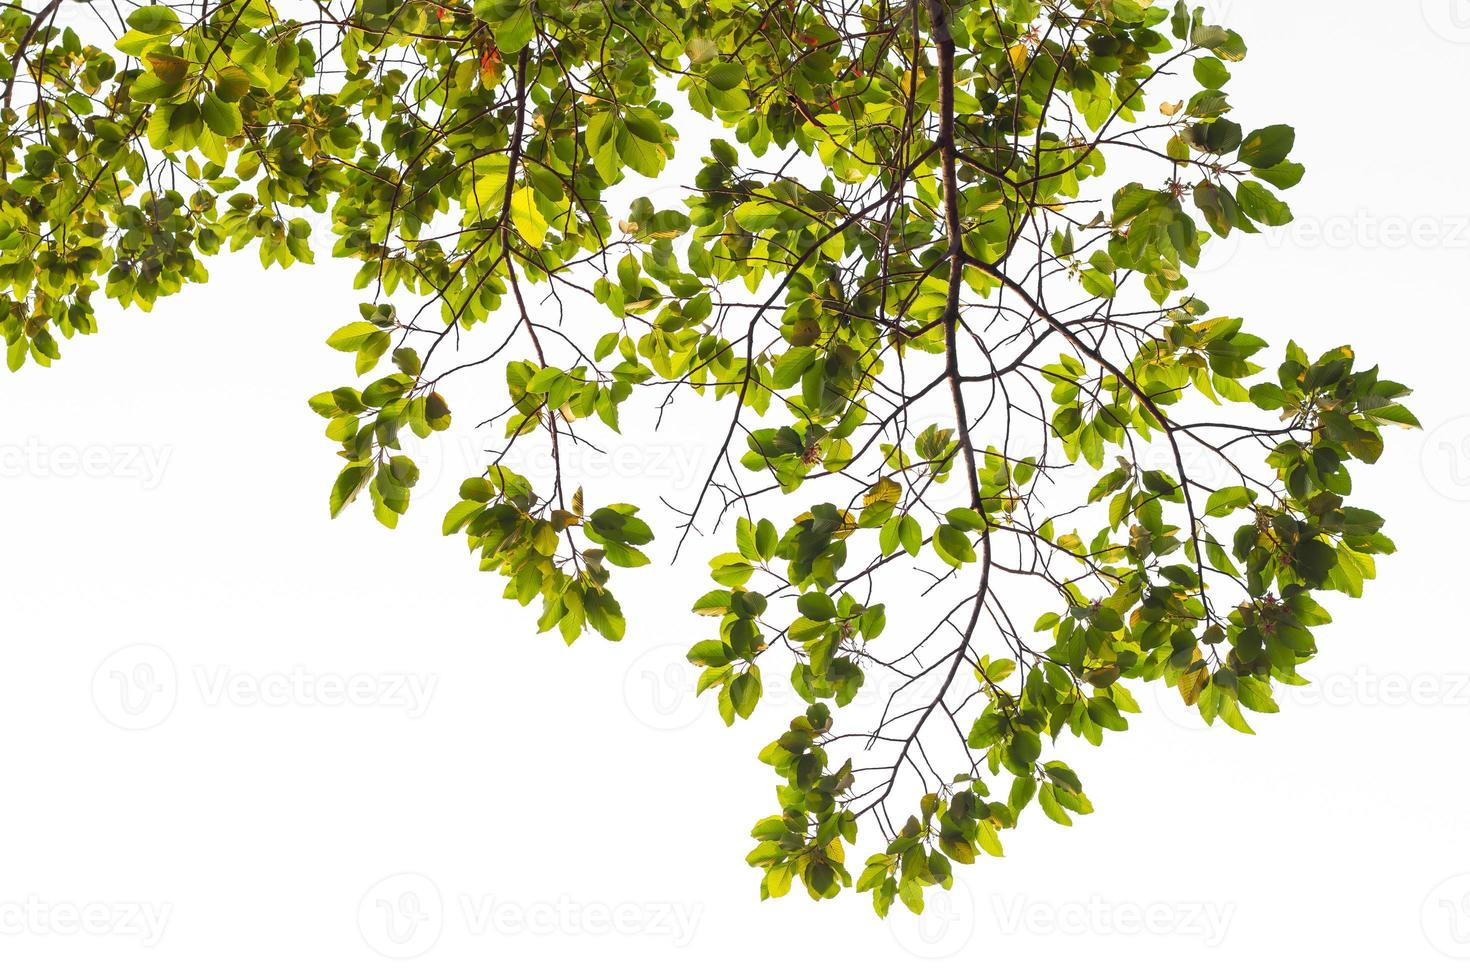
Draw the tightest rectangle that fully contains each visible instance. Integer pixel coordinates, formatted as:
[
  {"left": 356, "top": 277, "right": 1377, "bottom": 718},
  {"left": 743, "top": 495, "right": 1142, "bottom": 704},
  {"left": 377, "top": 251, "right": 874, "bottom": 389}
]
[
  {"left": 1178, "top": 652, "right": 1208, "bottom": 707},
  {"left": 863, "top": 477, "right": 901, "bottom": 510},
  {"left": 511, "top": 186, "right": 547, "bottom": 248},
  {"left": 464, "top": 157, "right": 510, "bottom": 214},
  {"left": 146, "top": 52, "right": 190, "bottom": 85}
]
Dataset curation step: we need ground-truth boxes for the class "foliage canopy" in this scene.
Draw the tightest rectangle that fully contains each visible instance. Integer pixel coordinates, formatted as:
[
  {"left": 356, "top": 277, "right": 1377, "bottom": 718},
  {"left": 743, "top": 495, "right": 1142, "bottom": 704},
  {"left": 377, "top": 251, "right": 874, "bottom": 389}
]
[{"left": 5, "top": 0, "right": 1417, "bottom": 914}]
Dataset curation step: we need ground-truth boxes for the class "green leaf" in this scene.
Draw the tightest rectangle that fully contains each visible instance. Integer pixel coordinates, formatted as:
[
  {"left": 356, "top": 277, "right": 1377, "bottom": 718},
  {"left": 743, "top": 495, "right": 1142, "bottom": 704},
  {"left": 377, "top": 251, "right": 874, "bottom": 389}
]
[
  {"left": 705, "top": 63, "right": 745, "bottom": 90},
  {"left": 126, "top": 6, "right": 182, "bottom": 34},
  {"left": 1236, "top": 180, "right": 1293, "bottom": 226},
  {"left": 1204, "top": 486, "right": 1254, "bottom": 517},
  {"left": 200, "top": 92, "right": 242, "bottom": 137},
  {"left": 1193, "top": 56, "right": 1230, "bottom": 88},
  {"left": 484, "top": 1, "right": 536, "bottom": 52},
  {"left": 797, "top": 592, "right": 836, "bottom": 621},
  {"left": 329, "top": 462, "right": 373, "bottom": 518},
  {"left": 214, "top": 66, "right": 252, "bottom": 103},
  {"left": 730, "top": 670, "right": 761, "bottom": 719},
  {"left": 1252, "top": 160, "right": 1306, "bottom": 190},
  {"left": 933, "top": 525, "right": 977, "bottom": 566},
  {"left": 1239, "top": 125, "right": 1295, "bottom": 169},
  {"left": 326, "top": 321, "right": 383, "bottom": 352},
  {"left": 1038, "top": 784, "right": 1071, "bottom": 825}
]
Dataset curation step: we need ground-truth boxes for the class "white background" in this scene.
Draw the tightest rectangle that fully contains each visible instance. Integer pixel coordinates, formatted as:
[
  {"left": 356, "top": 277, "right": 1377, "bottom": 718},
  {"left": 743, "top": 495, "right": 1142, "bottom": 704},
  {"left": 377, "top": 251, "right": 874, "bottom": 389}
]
[{"left": 5, "top": 1, "right": 1470, "bottom": 974}]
